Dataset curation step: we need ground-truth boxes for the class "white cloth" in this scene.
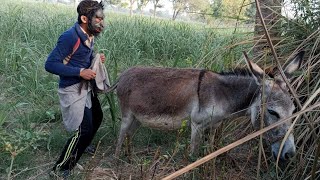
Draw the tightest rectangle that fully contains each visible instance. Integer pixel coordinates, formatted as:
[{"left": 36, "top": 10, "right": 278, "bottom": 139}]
[
  {"left": 90, "top": 53, "right": 110, "bottom": 92},
  {"left": 58, "top": 83, "right": 91, "bottom": 131},
  {"left": 58, "top": 54, "right": 110, "bottom": 131}
]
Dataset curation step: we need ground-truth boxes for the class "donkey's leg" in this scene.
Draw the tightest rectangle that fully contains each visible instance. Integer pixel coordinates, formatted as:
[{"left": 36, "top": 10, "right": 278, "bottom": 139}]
[
  {"left": 124, "top": 118, "right": 141, "bottom": 159},
  {"left": 190, "top": 121, "right": 203, "bottom": 156},
  {"left": 115, "top": 112, "right": 135, "bottom": 158},
  {"left": 190, "top": 106, "right": 209, "bottom": 156}
]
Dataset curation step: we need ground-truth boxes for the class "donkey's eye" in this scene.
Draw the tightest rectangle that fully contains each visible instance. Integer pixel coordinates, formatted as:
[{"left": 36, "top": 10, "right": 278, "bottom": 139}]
[{"left": 268, "top": 109, "right": 280, "bottom": 118}]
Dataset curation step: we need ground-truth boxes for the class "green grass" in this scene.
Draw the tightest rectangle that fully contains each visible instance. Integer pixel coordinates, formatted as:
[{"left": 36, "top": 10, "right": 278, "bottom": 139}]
[
  {"left": 0, "top": 2, "right": 318, "bottom": 179},
  {"left": 7, "top": 0, "right": 316, "bottom": 180}
]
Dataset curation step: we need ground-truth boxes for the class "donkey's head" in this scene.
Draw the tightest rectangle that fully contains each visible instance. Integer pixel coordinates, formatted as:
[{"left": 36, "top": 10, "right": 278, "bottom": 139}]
[{"left": 246, "top": 51, "right": 305, "bottom": 161}]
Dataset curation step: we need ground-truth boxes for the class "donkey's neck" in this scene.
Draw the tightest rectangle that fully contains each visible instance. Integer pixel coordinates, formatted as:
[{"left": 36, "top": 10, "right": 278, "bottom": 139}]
[{"left": 216, "top": 75, "right": 260, "bottom": 116}]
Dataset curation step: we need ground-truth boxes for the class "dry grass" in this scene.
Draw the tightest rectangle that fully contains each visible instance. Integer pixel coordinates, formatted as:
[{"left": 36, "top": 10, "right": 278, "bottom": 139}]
[{"left": 1, "top": 0, "right": 320, "bottom": 180}]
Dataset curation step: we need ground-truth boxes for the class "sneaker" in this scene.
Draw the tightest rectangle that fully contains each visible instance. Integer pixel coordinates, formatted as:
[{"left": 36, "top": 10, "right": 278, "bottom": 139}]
[
  {"left": 49, "top": 169, "right": 71, "bottom": 179},
  {"left": 84, "top": 145, "right": 96, "bottom": 155}
]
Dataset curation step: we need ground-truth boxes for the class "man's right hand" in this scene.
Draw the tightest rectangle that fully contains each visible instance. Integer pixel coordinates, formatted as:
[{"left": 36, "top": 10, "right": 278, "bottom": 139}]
[{"left": 80, "top": 69, "right": 96, "bottom": 80}]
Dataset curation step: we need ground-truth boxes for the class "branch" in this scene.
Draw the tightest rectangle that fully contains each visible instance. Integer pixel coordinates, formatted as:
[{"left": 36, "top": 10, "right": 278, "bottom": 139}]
[
  {"left": 254, "top": 0, "right": 317, "bottom": 137},
  {"left": 162, "top": 103, "right": 320, "bottom": 180}
]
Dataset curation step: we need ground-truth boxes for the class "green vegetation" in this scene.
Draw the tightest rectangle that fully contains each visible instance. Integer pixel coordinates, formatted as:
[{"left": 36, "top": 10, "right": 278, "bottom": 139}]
[
  {"left": 1, "top": 0, "right": 319, "bottom": 180},
  {"left": 0, "top": 1, "right": 249, "bottom": 179}
]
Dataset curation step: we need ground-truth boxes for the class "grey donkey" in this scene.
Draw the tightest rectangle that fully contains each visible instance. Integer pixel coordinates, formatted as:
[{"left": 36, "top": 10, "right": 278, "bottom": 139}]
[{"left": 109, "top": 51, "right": 304, "bottom": 161}]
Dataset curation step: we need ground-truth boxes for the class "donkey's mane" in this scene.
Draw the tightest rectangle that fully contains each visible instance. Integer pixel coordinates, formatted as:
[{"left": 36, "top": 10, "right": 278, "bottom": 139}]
[{"left": 218, "top": 68, "right": 253, "bottom": 77}]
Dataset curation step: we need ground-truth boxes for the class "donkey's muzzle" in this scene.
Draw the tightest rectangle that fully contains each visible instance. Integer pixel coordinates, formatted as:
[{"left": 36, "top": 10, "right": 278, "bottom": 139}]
[
  {"left": 272, "top": 147, "right": 296, "bottom": 161},
  {"left": 271, "top": 134, "right": 296, "bottom": 161}
]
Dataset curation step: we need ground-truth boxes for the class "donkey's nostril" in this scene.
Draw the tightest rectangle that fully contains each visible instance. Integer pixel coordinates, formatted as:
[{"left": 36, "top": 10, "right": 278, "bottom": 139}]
[{"left": 273, "top": 150, "right": 295, "bottom": 161}]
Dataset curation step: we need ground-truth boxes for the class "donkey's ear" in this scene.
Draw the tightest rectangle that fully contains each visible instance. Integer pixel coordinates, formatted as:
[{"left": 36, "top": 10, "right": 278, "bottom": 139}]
[
  {"left": 284, "top": 51, "right": 305, "bottom": 79},
  {"left": 245, "top": 59, "right": 264, "bottom": 84}
]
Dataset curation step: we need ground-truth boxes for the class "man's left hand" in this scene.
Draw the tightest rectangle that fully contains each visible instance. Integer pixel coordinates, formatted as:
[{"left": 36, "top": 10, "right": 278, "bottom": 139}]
[{"left": 100, "top": 53, "right": 106, "bottom": 63}]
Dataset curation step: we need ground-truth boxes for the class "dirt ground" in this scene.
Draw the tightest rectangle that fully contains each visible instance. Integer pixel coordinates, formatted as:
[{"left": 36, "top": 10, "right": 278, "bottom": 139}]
[{"left": 80, "top": 120, "right": 271, "bottom": 180}]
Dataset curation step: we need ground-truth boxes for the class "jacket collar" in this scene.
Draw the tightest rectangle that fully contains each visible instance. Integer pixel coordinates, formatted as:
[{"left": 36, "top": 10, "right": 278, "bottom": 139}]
[{"left": 74, "top": 23, "right": 94, "bottom": 49}]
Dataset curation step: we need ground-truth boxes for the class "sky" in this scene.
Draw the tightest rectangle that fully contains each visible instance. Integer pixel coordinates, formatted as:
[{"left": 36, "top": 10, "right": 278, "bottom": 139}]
[
  {"left": 73, "top": 0, "right": 295, "bottom": 19},
  {"left": 129, "top": 0, "right": 296, "bottom": 19},
  {"left": 282, "top": 0, "right": 295, "bottom": 18}
]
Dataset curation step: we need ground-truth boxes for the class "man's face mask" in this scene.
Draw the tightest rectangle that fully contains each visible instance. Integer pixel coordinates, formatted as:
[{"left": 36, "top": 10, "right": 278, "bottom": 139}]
[{"left": 88, "top": 9, "right": 105, "bottom": 36}]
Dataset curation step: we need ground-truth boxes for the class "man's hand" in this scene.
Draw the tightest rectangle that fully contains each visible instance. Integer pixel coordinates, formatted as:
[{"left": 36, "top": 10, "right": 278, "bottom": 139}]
[
  {"left": 80, "top": 69, "right": 96, "bottom": 80},
  {"left": 100, "top": 53, "right": 106, "bottom": 63}
]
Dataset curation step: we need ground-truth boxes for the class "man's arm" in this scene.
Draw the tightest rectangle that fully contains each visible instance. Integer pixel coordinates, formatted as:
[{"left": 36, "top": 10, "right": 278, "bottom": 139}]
[{"left": 45, "top": 32, "right": 81, "bottom": 77}]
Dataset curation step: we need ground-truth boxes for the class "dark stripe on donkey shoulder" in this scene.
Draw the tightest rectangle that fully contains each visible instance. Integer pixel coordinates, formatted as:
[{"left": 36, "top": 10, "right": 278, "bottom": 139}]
[{"left": 197, "top": 69, "right": 207, "bottom": 112}]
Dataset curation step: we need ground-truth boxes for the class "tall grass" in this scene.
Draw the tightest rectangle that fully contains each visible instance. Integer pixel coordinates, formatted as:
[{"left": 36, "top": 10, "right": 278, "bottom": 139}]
[
  {"left": 0, "top": 0, "right": 251, "bottom": 179},
  {"left": 1, "top": 0, "right": 319, "bottom": 180},
  {"left": 2, "top": 0, "right": 320, "bottom": 180}
]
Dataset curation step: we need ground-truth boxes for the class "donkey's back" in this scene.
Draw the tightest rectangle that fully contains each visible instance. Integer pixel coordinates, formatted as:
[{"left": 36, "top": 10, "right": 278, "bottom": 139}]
[{"left": 116, "top": 66, "right": 209, "bottom": 130}]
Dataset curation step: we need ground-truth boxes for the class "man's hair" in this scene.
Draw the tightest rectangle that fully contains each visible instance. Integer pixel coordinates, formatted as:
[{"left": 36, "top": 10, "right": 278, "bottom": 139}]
[{"left": 77, "top": 0, "right": 104, "bottom": 24}]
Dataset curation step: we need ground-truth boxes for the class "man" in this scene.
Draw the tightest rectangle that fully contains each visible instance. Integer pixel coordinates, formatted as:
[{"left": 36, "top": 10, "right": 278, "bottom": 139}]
[{"left": 45, "top": 0, "right": 106, "bottom": 178}]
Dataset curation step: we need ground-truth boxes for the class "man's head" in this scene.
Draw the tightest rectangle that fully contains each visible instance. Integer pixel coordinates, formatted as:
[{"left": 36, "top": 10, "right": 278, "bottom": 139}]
[{"left": 77, "top": 0, "right": 105, "bottom": 36}]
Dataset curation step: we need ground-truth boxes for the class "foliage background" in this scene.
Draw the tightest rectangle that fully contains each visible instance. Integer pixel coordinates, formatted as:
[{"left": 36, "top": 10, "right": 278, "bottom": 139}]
[{"left": 0, "top": 0, "right": 319, "bottom": 179}]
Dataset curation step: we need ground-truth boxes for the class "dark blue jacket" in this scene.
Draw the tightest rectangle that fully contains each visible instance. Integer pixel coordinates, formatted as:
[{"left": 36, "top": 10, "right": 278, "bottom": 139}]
[{"left": 45, "top": 23, "right": 94, "bottom": 88}]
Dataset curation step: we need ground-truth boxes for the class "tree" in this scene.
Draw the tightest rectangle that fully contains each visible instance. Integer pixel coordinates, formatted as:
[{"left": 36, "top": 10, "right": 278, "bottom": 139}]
[
  {"left": 212, "top": 0, "right": 223, "bottom": 17},
  {"left": 211, "top": 0, "right": 251, "bottom": 19},
  {"left": 254, "top": 0, "right": 283, "bottom": 58},
  {"left": 170, "top": 0, "right": 210, "bottom": 20},
  {"left": 137, "top": 0, "right": 150, "bottom": 14},
  {"left": 288, "top": 0, "right": 320, "bottom": 37},
  {"left": 244, "top": 1, "right": 255, "bottom": 23},
  {"left": 129, "top": 0, "right": 137, "bottom": 16},
  {"left": 152, "top": 0, "right": 163, "bottom": 17},
  {"left": 171, "top": 0, "right": 185, "bottom": 20},
  {"left": 104, "top": 0, "right": 122, "bottom": 6}
]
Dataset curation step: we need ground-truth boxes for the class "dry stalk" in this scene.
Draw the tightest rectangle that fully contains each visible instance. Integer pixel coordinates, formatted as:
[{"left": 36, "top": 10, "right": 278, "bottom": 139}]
[
  {"left": 255, "top": 0, "right": 316, "bottom": 136},
  {"left": 162, "top": 103, "right": 320, "bottom": 180},
  {"left": 254, "top": 2, "right": 320, "bottom": 178}
]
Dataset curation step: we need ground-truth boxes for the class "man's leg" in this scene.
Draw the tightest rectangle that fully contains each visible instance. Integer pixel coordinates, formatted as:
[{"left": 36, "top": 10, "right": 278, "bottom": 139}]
[
  {"left": 84, "top": 94, "right": 103, "bottom": 154},
  {"left": 53, "top": 107, "right": 94, "bottom": 172},
  {"left": 91, "top": 94, "right": 103, "bottom": 135}
]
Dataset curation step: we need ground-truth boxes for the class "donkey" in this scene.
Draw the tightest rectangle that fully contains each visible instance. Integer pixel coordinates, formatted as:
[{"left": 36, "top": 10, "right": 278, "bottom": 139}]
[{"left": 112, "top": 51, "right": 305, "bottom": 160}]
